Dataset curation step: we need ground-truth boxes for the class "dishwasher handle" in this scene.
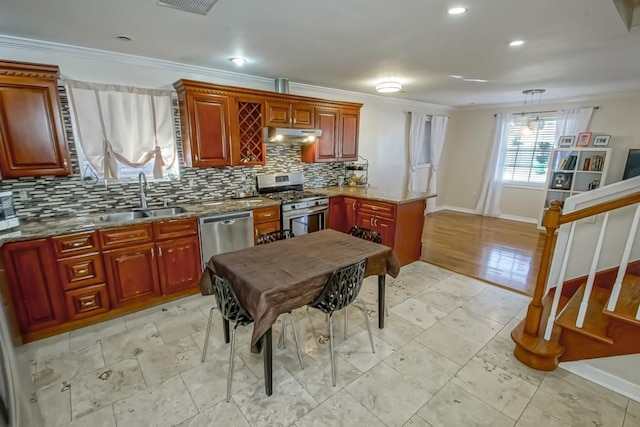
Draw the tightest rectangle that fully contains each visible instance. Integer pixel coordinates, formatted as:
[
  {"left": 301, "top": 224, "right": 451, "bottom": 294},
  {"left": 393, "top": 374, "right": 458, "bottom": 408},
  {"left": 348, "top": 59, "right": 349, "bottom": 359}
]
[
  {"left": 221, "top": 219, "right": 235, "bottom": 225},
  {"left": 199, "top": 210, "right": 252, "bottom": 225}
]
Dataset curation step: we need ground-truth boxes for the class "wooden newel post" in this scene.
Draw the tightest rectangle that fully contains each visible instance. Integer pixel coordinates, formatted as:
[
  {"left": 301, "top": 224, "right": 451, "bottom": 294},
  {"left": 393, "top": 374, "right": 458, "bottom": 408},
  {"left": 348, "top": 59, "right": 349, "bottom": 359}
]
[{"left": 524, "top": 200, "right": 562, "bottom": 336}]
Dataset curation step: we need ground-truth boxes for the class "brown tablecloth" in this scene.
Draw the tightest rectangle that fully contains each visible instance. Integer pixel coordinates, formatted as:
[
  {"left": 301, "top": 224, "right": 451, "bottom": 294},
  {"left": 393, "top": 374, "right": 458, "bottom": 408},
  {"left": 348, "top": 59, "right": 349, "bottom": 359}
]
[{"left": 199, "top": 229, "right": 401, "bottom": 352}]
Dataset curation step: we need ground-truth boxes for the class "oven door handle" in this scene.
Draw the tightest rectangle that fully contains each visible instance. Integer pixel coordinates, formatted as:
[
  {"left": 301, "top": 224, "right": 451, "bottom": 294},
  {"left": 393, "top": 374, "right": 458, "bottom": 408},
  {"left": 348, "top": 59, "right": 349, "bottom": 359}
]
[{"left": 284, "top": 206, "right": 328, "bottom": 218}]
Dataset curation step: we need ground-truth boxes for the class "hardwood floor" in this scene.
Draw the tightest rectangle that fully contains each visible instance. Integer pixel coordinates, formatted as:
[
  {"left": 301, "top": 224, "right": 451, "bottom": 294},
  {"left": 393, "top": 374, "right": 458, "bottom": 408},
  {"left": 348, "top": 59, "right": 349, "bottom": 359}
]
[{"left": 421, "top": 210, "right": 545, "bottom": 296}]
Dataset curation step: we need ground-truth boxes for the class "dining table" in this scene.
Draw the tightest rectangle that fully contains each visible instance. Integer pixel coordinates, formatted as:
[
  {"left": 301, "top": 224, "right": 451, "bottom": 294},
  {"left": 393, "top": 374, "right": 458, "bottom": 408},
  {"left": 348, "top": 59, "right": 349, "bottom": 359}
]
[{"left": 199, "top": 228, "right": 401, "bottom": 396}]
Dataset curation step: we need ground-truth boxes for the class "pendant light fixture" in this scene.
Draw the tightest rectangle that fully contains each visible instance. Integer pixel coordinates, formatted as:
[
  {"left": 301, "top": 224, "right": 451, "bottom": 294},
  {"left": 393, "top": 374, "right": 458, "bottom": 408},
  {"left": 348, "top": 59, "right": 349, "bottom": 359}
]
[
  {"left": 526, "top": 89, "right": 546, "bottom": 132},
  {"left": 513, "top": 89, "right": 546, "bottom": 136}
]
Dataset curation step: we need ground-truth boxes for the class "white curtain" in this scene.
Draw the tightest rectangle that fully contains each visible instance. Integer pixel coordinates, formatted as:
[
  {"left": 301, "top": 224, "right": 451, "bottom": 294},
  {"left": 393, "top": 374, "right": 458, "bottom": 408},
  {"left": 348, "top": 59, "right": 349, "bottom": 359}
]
[
  {"left": 67, "top": 80, "right": 176, "bottom": 180},
  {"left": 475, "top": 113, "right": 512, "bottom": 217},
  {"left": 554, "top": 108, "right": 594, "bottom": 142},
  {"left": 408, "top": 112, "right": 430, "bottom": 192},
  {"left": 426, "top": 115, "right": 449, "bottom": 213}
]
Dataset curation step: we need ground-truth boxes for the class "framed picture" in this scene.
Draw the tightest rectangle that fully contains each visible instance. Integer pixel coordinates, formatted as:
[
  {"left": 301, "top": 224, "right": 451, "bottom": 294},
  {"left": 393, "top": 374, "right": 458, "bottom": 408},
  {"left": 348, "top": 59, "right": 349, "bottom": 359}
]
[
  {"left": 592, "top": 135, "right": 611, "bottom": 146},
  {"left": 577, "top": 131, "right": 592, "bottom": 147},
  {"left": 551, "top": 172, "right": 573, "bottom": 190},
  {"left": 558, "top": 135, "right": 575, "bottom": 147}
]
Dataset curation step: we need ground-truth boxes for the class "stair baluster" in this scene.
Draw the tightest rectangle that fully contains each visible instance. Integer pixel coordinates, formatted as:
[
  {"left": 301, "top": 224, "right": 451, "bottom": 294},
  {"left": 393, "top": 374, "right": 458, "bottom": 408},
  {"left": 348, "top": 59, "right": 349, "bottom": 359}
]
[
  {"left": 544, "top": 222, "right": 577, "bottom": 340},
  {"left": 607, "top": 204, "right": 640, "bottom": 313},
  {"left": 576, "top": 212, "right": 610, "bottom": 328}
]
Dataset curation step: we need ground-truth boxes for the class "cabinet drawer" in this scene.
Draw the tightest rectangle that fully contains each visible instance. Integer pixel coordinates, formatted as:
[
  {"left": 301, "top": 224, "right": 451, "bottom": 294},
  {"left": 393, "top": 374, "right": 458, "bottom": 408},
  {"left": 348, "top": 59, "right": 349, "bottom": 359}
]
[
  {"left": 358, "top": 200, "right": 396, "bottom": 219},
  {"left": 253, "top": 206, "right": 280, "bottom": 223},
  {"left": 254, "top": 220, "right": 281, "bottom": 245},
  {"left": 153, "top": 217, "right": 198, "bottom": 240},
  {"left": 99, "top": 224, "right": 153, "bottom": 249},
  {"left": 57, "top": 253, "right": 105, "bottom": 291},
  {"left": 64, "top": 284, "right": 110, "bottom": 321},
  {"left": 52, "top": 232, "right": 99, "bottom": 257}
]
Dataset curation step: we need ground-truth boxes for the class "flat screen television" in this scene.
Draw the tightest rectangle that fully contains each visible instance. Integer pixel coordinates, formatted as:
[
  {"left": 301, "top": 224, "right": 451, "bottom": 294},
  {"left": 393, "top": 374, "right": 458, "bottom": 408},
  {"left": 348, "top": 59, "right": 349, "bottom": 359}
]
[{"left": 623, "top": 149, "right": 640, "bottom": 180}]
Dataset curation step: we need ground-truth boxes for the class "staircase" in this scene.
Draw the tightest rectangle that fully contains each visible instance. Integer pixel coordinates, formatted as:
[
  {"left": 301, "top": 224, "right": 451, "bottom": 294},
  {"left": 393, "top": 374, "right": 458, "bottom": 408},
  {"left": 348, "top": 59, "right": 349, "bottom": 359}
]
[{"left": 512, "top": 179, "right": 640, "bottom": 371}]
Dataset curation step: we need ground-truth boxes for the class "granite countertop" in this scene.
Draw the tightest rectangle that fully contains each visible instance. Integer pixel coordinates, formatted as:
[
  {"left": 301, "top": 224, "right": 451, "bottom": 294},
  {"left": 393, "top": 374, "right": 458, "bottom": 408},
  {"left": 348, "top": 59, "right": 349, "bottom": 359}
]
[
  {"left": 1, "top": 197, "right": 280, "bottom": 244},
  {"left": 316, "top": 186, "right": 437, "bottom": 204}
]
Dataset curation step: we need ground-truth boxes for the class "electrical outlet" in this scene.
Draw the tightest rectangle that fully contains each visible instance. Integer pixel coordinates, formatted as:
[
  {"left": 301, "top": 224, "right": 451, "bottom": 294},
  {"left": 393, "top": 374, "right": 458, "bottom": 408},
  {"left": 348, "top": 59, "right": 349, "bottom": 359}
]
[
  {"left": 189, "top": 179, "right": 195, "bottom": 189},
  {"left": 18, "top": 190, "right": 28, "bottom": 201}
]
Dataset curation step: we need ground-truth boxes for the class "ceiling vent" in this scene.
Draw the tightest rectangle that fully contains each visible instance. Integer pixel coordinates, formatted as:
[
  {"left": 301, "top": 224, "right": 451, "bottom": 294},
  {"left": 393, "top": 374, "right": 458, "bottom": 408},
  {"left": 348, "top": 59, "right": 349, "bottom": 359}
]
[{"left": 156, "top": 0, "right": 219, "bottom": 15}]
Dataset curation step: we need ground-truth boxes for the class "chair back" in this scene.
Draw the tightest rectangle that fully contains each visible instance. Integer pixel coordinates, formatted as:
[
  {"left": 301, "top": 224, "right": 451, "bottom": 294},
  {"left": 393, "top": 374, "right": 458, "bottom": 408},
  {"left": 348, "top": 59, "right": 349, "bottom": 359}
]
[
  {"left": 212, "top": 275, "right": 253, "bottom": 325},
  {"left": 347, "top": 225, "right": 382, "bottom": 244},
  {"left": 256, "top": 229, "right": 295, "bottom": 245},
  {"left": 310, "top": 259, "right": 367, "bottom": 314}
]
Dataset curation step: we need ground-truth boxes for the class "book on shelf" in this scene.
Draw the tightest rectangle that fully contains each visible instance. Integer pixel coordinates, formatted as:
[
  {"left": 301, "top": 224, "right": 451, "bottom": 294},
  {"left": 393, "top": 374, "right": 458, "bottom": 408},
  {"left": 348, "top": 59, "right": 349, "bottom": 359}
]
[
  {"left": 583, "top": 158, "right": 591, "bottom": 170},
  {"left": 562, "top": 154, "right": 577, "bottom": 170}
]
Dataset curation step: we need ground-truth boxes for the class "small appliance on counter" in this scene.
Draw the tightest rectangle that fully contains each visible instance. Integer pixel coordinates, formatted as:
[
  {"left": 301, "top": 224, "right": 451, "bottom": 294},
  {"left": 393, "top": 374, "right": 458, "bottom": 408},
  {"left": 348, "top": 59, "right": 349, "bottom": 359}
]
[{"left": 0, "top": 191, "right": 19, "bottom": 232}]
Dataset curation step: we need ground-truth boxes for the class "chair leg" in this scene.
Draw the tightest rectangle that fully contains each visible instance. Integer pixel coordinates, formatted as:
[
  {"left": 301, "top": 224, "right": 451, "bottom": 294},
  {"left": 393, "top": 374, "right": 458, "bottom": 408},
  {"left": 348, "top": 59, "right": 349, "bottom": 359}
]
[
  {"left": 344, "top": 306, "right": 348, "bottom": 340},
  {"left": 385, "top": 303, "right": 389, "bottom": 317},
  {"left": 288, "top": 312, "right": 304, "bottom": 370},
  {"left": 357, "top": 299, "right": 376, "bottom": 354},
  {"left": 227, "top": 325, "right": 238, "bottom": 403},
  {"left": 328, "top": 313, "right": 336, "bottom": 387},
  {"left": 278, "top": 318, "right": 287, "bottom": 349},
  {"left": 201, "top": 306, "right": 215, "bottom": 363}
]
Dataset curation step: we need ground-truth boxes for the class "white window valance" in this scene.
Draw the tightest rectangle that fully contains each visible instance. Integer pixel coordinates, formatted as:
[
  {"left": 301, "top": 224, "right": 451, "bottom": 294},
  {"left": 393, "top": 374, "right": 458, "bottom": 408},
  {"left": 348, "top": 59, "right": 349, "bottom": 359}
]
[{"left": 66, "top": 80, "right": 176, "bottom": 180}]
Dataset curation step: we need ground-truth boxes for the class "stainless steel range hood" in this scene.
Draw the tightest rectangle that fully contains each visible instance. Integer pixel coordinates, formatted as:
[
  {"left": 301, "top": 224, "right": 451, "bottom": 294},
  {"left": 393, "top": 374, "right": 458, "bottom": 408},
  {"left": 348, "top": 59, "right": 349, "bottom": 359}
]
[{"left": 263, "top": 127, "right": 322, "bottom": 145}]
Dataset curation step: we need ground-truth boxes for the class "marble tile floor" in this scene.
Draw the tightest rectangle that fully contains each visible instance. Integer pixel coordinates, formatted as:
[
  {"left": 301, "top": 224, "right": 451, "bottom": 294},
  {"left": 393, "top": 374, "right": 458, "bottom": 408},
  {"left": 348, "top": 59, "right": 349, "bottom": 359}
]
[{"left": 20, "top": 261, "right": 639, "bottom": 427}]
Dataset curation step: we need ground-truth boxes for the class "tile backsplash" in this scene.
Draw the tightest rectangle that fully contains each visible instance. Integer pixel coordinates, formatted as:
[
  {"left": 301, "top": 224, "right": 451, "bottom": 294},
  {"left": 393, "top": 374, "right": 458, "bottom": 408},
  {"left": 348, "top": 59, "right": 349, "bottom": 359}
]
[{"left": 0, "top": 86, "right": 343, "bottom": 221}]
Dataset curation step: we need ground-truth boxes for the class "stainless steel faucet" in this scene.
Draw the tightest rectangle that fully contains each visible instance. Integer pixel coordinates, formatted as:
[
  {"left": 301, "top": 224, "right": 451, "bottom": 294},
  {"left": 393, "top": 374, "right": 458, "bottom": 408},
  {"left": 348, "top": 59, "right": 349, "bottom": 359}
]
[{"left": 138, "top": 172, "right": 149, "bottom": 208}]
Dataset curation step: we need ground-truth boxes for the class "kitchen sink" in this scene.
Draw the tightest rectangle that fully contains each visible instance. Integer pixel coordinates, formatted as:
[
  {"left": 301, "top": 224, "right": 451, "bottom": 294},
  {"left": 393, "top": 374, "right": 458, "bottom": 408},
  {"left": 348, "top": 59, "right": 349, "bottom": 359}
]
[
  {"left": 145, "top": 207, "right": 188, "bottom": 217},
  {"left": 99, "top": 211, "right": 148, "bottom": 222},
  {"left": 99, "top": 206, "right": 187, "bottom": 222}
]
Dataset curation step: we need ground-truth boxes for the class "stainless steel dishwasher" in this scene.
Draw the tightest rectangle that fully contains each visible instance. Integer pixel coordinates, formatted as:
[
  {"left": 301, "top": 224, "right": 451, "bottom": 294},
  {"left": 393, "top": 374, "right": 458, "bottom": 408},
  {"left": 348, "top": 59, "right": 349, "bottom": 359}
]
[{"left": 199, "top": 211, "right": 254, "bottom": 268}]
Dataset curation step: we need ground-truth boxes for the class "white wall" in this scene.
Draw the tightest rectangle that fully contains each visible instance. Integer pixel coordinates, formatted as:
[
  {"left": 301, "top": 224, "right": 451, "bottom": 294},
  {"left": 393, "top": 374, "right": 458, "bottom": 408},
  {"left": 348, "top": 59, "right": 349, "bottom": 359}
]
[
  {"left": 439, "top": 95, "right": 640, "bottom": 221},
  {"left": 0, "top": 38, "right": 451, "bottom": 192}
]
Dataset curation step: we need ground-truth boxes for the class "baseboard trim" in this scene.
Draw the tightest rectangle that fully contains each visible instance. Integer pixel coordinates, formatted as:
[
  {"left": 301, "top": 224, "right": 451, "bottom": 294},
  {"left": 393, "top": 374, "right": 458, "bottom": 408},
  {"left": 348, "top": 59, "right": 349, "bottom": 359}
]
[
  {"left": 559, "top": 361, "right": 640, "bottom": 402},
  {"left": 432, "top": 206, "right": 538, "bottom": 224}
]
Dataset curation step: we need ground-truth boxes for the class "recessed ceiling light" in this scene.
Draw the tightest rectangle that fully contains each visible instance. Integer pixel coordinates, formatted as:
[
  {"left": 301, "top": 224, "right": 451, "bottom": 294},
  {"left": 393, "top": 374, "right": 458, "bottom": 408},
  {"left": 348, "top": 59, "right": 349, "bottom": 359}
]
[
  {"left": 229, "top": 57, "right": 247, "bottom": 66},
  {"left": 464, "top": 78, "right": 489, "bottom": 83},
  {"left": 449, "top": 75, "right": 464, "bottom": 79},
  {"left": 375, "top": 81, "right": 402, "bottom": 93},
  {"left": 448, "top": 6, "right": 467, "bottom": 15},
  {"left": 509, "top": 40, "right": 526, "bottom": 47},
  {"left": 115, "top": 35, "right": 133, "bottom": 42}
]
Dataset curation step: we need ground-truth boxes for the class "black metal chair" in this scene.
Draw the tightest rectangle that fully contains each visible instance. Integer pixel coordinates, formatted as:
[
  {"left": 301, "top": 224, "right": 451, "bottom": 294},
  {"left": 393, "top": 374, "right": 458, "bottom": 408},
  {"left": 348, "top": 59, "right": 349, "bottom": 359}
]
[
  {"left": 256, "top": 229, "right": 295, "bottom": 245},
  {"left": 308, "top": 259, "right": 375, "bottom": 386},
  {"left": 202, "top": 274, "right": 304, "bottom": 402},
  {"left": 347, "top": 225, "right": 382, "bottom": 244},
  {"left": 346, "top": 225, "right": 388, "bottom": 332}
]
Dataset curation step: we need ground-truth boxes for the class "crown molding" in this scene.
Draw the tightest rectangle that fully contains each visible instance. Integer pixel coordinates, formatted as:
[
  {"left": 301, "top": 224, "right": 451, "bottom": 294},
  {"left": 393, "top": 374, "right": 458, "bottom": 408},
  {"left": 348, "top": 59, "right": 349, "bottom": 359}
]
[{"left": 0, "top": 34, "right": 453, "bottom": 111}]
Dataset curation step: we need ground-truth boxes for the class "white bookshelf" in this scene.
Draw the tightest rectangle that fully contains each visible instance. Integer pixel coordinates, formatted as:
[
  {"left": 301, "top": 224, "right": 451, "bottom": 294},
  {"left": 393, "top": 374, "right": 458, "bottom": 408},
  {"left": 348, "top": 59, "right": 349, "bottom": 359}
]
[{"left": 538, "top": 147, "right": 611, "bottom": 228}]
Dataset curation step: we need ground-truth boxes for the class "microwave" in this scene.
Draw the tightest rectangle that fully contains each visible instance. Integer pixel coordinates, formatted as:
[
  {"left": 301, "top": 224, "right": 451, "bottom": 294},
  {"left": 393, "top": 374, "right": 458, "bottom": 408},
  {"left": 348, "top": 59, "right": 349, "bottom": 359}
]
[{"left": 0, "top": 191, "right": 20, "bottom": 231}]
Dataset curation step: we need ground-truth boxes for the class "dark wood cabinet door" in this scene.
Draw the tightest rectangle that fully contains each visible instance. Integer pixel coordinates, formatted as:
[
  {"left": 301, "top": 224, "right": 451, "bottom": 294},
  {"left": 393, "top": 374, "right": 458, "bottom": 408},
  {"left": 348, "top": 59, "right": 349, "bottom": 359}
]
[
  {"left": 0, "top": 78, "right": 71, "bottom": 178},
  {"left": 188, "top": 93, "right": 232, "bottom": 167},
  {"left": 308, "top": 107, "right": 339, "bottom": 162},
  {"left": 156, "top": 236, "right": 202, "bottom": 295},
  {"left": 328, "top": 197, "right": 345, "bottom": 231},
  {"left": 254, "top": 220, "right": 281, "bottom": 245},
  {"left": 374, "top": 216, "right": 395, "bottom": 248},
  {"left": 339, "top": 109, "right": 360, "bottom": 161},
  {"left": 265, "top": 101, "right": 291, "bottom": 127},
  {"left": 292, "top": 104, "right": 314, "bottom": 129},
  {"left": 2, "top": 239, "right": 65, "bottom": 333},
  {"left": 103, "top": 243, "right": 161, "bottom": 308},
  {"left": 344, "top": 197, "right": 358, "bottom": 232}
]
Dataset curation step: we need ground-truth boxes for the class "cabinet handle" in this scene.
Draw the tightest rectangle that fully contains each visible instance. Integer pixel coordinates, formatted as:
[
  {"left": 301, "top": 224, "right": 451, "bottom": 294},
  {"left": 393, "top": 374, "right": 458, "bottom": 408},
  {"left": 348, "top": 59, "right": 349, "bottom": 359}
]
[
  {"left": 81, "top": 300, "right": 94, "bottom": 307},
  {"left": 263, "top": 213, "right": 271, "bottom": 217},
  {"left": 371, "top": 206, "right": 378, "bottom": 210},
  {"left": 352, "top": 203, "right": 356, "bottom": 211},
  {"left": 151, "top": 248, "right": 155, "bottom": 257},
  {"left": 195, "top": 154, "right": 199, "bottom": 161},
  {"left": 77, "top": 269, "right": 88, "bottom": 274},
  {"left": 158, "top": 247, "right": 163, "bottom": 257},
  {"left": 64, "top": 159, "right": 68, "bottom": 168},
  {"left": 255, "top": 229, "right": 258, "bottom": 237},
  {"left": 293, "top": 118, "right": 296, "bottom": 125},
  {"left": 71, "top": 241, "right": 83, "bottom": 247}
]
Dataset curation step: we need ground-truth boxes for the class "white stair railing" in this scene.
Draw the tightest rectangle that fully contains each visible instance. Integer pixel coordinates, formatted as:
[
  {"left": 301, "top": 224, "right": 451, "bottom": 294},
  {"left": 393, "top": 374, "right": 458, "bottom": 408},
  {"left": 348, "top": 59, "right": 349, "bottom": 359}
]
[
  {"left": 576, "top": 213, "right": 609, "bottom": 328},
  {"left": 607, "top": 204, "right": 640, "bottom": 313},
  {"left": 544, "top": 222, "right": 577, "bottom": 341}
]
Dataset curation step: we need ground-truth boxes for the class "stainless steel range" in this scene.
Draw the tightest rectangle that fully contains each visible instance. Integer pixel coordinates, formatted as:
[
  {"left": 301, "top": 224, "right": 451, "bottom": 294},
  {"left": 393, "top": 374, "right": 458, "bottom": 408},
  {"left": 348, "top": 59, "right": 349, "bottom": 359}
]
[{"left": 256, "top": 172, "right": 329, "bottom": 236}]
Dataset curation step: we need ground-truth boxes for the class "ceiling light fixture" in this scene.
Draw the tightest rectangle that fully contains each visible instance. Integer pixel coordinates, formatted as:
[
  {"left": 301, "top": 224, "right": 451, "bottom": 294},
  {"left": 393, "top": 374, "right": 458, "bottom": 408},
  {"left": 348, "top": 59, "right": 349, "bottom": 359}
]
[
  {"left": 449, "top": 75, "right": 464, "bottom": 79},
  {"left": 375, "top": 81, "right": 402, "bottom": 93},
  {"left": 464, "top": 78, "right": 488, "bottom": 83},
  {"left": 513, "top": 89, "right": 546, "bottom": 135},
  {"left": 229, "top": 57, "right": 247, "bottom": 66},
  {"left": 509, "top": 40, "right": 526, "bottom": 47},
  {"left": 448, "top": 6, "right": 467, "bottom": 15},
  {"left": 115, "top": 35, "right": 133, "bottom": 42}
]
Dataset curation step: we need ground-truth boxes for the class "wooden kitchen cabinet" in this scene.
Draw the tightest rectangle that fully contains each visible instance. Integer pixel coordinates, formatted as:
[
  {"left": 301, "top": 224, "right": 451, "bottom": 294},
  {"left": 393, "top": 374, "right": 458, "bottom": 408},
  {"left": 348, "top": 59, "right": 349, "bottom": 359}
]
[
  {"left": 265, "top": 100, "right": 315, "bottom": 129},
  {"left": 231, "top": 98, "right": 265, "bottom": 165},
  {"left": 103, "top": 243, "right": 161, "bottom": 308},
  {"left": 174, "top": 80, "right": 233, "bottom": 167},
  {"left": 356, "top": 212, "right": 395, "bottom": 249},
  {"left": 0, "top": 60, "right": 71, "bottom": 178},
  {"left": 301, "top": 107, "right": 361, "bottom": 163},
  {"left": 1, "top": 239, "right": 65, "bottom": 334},
  {"left": 154, "top": 217, "right": 201, "bottom": 295},
  {"left": 253, "top": 206, "right": 281, "bottom": 244},
  {"left": 328, "top": 196, "right": 358, "bottom": 233}
]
